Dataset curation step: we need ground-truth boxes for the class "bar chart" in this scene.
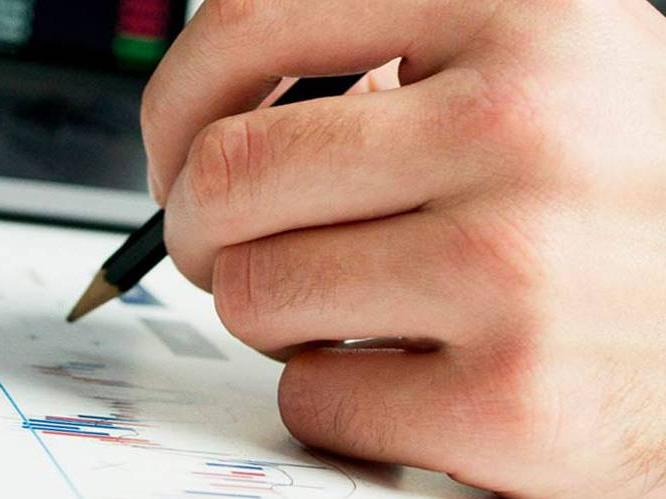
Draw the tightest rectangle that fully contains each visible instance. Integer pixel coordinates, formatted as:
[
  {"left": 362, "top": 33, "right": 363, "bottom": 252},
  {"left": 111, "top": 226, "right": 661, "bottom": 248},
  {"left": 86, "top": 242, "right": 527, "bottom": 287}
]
[{"left": 0, "top": 220, "right": 479, "bottom": 499}]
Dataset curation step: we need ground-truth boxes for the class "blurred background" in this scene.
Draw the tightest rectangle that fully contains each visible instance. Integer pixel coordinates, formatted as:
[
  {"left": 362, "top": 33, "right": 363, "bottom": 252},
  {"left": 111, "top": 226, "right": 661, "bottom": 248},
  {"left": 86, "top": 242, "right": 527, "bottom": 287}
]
[
  {"left": 0, "top": 0, "right": 203, "bottom": 228},
  {"left": 0, "top": 0, "right": 664, "bottom": 230}
]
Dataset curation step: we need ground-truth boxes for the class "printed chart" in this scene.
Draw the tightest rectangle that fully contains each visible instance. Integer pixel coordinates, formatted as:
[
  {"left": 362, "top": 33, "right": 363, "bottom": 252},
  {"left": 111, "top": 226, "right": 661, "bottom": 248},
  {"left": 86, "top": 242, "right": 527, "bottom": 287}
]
[{"left": 0, "top": 221, "right": 482, "bottom": 499}]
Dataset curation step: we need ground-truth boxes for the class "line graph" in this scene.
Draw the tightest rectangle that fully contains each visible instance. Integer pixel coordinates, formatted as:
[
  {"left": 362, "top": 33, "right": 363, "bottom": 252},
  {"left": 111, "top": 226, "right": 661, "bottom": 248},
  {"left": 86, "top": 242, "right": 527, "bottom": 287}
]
[
  {"left": 1, "top": 375, "right": 356, "bottom": 498},
  {"left": 1, "top": 338, "right": 357, "bottom": 497},
  {"left": 182, "top": 457, "right": 354, "bottom": 498},
  {"left": 0, "top": 381, "right": 83, "bottom": 499},
  {"left": 0, "top": 253, "right": 359, "bottom": 498},
  {"left": 23, "top": 414, "right": 154, "bottom": 446}
]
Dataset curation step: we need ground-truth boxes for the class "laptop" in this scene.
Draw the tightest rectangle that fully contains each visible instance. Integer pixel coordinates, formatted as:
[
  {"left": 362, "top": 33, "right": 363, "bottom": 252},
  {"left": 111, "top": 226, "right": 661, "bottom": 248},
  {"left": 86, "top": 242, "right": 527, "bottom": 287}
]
[{"left": 0, "top": 0, "right": 203, "bottom": 230}]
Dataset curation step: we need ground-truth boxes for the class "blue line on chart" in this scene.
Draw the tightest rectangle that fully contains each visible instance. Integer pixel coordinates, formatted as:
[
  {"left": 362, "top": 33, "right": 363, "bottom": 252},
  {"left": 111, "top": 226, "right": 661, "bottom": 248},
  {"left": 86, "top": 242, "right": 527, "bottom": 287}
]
[
  {"left": 0, "top": 382, "right": 84, "bottom": 499},
  {"left": 23, "top": 424, "right": 111, "bottom": 437},
  {"left": 32, "top": 418, "right": 134, "bottom": 431},
  {"left": 206, "top": 462, "right": 264, "bottom": 471},
  {"left": 217, "top": 459, "right": 328, "bottom": 470},
  {"left": 77, "top": 414, "right": 136, "bottom": 422}
]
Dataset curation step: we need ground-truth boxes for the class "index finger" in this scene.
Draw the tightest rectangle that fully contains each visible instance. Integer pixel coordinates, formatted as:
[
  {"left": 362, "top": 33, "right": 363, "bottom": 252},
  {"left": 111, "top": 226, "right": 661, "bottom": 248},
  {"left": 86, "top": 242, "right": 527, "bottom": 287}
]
[{"left": 141, "top": 0, "right": 501, "bottom": 204}]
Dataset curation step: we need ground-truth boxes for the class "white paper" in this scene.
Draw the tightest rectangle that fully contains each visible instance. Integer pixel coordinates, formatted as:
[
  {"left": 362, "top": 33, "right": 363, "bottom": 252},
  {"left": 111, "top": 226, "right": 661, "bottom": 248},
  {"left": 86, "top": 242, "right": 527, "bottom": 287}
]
[{"left": 0, "top": 220, "right": 485, "bottom": 499}]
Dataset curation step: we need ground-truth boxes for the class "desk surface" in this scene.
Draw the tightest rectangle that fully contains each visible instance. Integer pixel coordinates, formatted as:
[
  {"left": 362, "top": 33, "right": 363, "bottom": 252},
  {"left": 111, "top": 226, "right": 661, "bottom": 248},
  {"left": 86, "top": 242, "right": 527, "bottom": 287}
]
[{"left": 0, "top": 220, "right": 487, "bottom": 499}]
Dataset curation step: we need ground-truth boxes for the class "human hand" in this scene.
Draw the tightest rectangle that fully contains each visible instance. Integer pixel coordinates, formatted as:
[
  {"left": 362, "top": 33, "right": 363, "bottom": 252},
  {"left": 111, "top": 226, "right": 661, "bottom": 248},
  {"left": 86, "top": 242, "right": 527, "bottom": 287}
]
[{"left": 141, "top": 1, "right": 666, "bottom": 496}]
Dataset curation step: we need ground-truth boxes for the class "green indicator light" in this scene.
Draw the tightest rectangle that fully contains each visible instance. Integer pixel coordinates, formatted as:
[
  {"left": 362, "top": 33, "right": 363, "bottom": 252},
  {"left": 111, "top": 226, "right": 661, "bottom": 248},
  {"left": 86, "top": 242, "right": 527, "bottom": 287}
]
[{"left": 113, "top": 35, "right": 168, "bottom": 70}]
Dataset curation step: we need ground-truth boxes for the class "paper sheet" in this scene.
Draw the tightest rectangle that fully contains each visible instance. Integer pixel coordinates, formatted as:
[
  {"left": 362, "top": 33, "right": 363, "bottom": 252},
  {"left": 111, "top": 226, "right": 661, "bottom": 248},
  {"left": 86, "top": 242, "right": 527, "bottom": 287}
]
[{"left": 0, "top": 220, "right": 485, "bottom": 499}]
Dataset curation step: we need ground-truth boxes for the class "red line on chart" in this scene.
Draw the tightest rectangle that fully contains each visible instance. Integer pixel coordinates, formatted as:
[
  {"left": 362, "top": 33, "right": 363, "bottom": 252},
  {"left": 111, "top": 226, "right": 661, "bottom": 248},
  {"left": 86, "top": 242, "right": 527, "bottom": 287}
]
[
  {"left": 42, "top": 430, "right": 154, "bottom": 445},
  {"left": 231, "top": 471, "right": 265, "bottom": 477}
]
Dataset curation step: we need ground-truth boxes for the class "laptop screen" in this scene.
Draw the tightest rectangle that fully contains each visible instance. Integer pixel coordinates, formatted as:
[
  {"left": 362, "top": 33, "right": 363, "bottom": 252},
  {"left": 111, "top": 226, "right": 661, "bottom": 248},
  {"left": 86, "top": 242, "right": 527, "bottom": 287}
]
[
  {"left": 0, "top": 1, "right": 192, "bottom": 199},
  {"left": 0, "top": 0, "right": 187, "bottom": 72}
]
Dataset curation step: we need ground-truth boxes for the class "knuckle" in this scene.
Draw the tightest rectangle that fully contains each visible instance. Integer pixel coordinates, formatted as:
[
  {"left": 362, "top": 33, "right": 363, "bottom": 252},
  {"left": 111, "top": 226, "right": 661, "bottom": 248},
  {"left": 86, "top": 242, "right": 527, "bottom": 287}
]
[
  {"left": 451, "top": 85, "right": 540, "bottom": 149},
  {"left": 438, "top": 210, "right": 545, "bottom": 296},
  {"left": 423, "top": 70, "right": 547, "bottom": 174},
  {"left": 214, "top": 237, "right": 330, "bottom": 349},
  {"left": 453, "top": 337, "right": 553, "bottom": 454},
  {"left": 185, "top": 117, "right": 268, "bottom": 219},
  {"left": 185, "top": 123, "right": 233, "bottom": 214},
  {"left": 214, "top": 243, "right": 262, "bottom": 346},
  {"left": 214, "top": 239, "right": 290, "bottom": 349}
]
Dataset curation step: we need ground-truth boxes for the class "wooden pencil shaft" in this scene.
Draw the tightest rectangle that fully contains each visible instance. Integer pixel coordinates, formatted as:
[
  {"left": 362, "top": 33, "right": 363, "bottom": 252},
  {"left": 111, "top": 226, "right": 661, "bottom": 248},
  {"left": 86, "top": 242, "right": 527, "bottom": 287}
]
[
  {"left": 103, "top": 209, "right": 167, "bottom": 292},
  {"left": 273, "top": 75, "right": 361, "bottom": 106}
]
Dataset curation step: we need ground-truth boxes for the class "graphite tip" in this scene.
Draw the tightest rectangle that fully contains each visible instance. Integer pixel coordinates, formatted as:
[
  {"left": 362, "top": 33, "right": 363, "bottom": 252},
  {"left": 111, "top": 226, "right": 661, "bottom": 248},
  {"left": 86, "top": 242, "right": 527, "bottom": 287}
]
[{"left": 67, "top": 270, "right": 120, "bottom": 323}]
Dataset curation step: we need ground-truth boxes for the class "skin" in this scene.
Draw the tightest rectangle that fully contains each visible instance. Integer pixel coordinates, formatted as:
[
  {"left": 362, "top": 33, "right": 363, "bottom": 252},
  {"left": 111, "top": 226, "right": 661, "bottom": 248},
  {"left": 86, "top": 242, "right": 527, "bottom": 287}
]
[{"left": 141, "top": 0, "right": 666, "bottom": 497}]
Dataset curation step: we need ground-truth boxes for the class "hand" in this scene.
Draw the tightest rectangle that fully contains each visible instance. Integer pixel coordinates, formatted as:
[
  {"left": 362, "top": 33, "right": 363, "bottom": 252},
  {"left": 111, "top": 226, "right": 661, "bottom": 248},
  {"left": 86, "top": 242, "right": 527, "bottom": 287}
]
[{"left": 141, "top": 1, "right": 666, "bottom": 496}]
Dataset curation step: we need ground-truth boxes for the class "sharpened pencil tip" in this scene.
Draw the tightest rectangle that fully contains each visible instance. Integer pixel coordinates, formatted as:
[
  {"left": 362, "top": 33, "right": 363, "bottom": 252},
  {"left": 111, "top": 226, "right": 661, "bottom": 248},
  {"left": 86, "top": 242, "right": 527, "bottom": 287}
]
[
  {"left": 66, "top": 270, "right": 120, "bottom": 323},
  {"left": 66, "top": 306, "right": 86, "bottom": 323}
]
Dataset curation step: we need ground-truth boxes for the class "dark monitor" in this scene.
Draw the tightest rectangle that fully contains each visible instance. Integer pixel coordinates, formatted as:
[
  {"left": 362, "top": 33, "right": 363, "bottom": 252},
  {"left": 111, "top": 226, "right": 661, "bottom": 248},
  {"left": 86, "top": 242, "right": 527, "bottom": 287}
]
[
  {"left": 0, "top": 1, "right": 187, "bottom": 191},
  {"left": 0, "top": 1, "right": 189, "bottom": 228},
  {"left": 0, "top": 1, "right": 187, "bottom": 71}
]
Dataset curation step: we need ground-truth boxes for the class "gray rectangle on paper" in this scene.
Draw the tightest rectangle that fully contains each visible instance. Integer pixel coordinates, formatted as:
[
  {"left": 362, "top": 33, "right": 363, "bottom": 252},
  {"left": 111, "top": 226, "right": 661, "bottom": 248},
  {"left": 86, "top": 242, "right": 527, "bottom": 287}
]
[{"left": 141, "top": 318, "right": 226, "bottom": 360}]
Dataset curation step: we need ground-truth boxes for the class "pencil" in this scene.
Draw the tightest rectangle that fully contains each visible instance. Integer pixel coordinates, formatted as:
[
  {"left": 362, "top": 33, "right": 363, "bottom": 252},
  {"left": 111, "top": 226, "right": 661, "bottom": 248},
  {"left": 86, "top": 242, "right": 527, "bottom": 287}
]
[{"left": 67, "top": 74, "right": 363, "bottom": 322}]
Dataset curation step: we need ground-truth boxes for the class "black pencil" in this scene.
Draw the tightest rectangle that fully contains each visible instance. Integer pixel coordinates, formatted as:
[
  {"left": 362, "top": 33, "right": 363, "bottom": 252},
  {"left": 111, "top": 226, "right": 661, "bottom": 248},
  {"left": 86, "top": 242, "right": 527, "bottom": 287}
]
[{"left": 67, "top": 74, "right": 363, "bottom": 322}]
